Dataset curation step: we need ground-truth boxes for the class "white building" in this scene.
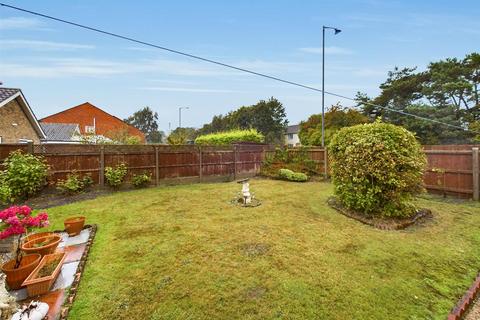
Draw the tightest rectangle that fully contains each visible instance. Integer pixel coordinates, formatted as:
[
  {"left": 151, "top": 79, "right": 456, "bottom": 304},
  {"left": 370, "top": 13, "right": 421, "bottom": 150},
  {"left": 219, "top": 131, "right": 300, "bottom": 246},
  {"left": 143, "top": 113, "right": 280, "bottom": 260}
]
[{"left": 284, "top": 124, "right": 301, "bottom": 147}]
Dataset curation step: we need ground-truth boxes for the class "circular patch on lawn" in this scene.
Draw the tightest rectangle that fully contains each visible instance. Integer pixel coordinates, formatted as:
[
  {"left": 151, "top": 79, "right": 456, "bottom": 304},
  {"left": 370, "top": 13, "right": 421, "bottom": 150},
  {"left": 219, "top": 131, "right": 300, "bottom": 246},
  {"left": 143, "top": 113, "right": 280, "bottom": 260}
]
[
  {"left": 230, "top": 197, "right": 262, "bottom": 207},
  {"left": 327, "top": 197, "right": 432, "bottom": 230},
  {"left": 239, "top": 243, "right": 270, "bottom": 257}
]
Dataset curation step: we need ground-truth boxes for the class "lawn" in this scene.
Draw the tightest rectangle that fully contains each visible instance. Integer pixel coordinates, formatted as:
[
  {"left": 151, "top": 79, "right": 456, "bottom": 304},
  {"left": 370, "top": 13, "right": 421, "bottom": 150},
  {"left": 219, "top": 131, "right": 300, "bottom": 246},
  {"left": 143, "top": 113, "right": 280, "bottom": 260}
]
[{"left": 44, "top": 179, "right": 480, "bottom": 319}]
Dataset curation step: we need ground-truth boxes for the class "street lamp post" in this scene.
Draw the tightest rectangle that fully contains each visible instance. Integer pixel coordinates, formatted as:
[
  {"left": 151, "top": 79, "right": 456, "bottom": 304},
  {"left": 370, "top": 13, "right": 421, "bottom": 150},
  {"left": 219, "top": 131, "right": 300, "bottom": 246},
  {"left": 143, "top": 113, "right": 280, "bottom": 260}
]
[
  {"left": 322, "top": 26, "right": 342, "bottom": 148},
  {"left": 178, "top": 107, "right": 189, "bottom": 128}
]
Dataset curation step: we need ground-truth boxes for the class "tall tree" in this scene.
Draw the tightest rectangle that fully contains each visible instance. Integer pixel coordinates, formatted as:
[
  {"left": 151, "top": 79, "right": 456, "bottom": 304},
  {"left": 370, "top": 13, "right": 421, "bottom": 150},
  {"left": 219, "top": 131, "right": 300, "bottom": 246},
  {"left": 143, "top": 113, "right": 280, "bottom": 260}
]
[
  {"left": 167, "top": 127, "right": 197, "bottom": 145},
  {"left": 197, "top": 97, "right": 288, "bottom": 144},
  {"left": 124, "top": 107, "right": 164, "bottom": 143},
  {"left": 356, "top": 52, "right": 479, "bottom": 144},
  {"left": 299, "top": 103, "right": 368, "bottom": 146}
]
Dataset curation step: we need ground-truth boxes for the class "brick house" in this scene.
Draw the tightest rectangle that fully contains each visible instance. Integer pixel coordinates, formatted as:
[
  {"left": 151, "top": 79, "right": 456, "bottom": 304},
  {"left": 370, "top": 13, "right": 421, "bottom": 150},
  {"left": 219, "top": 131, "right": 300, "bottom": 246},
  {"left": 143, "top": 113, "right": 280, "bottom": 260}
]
[
  {"left": 40, "top": 102, "right": 146, "bottom": 143},
  {"left": 0, "top": 88, "right": 46, "bottom": 144}
]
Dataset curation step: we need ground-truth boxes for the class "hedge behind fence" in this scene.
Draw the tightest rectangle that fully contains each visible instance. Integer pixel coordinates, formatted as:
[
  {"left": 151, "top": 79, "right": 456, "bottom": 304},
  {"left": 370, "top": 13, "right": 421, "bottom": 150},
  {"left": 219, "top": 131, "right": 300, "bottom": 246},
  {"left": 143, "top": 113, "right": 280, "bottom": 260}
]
[{"left": 195, "top": 129, "right": 264, "bottom": 145}]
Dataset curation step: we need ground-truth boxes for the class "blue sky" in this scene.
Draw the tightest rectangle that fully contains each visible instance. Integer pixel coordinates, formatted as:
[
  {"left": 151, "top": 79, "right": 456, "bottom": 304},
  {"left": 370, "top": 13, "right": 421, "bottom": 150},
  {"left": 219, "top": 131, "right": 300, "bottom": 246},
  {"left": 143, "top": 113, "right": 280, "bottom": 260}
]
[{"left": 1, "top": 0, "right": 479, "bottom": 132}]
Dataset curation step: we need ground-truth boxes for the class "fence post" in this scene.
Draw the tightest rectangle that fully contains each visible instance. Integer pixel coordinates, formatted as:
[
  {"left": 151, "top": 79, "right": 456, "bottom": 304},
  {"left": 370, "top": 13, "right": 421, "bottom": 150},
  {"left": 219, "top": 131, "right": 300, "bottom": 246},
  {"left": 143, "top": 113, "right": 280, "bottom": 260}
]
[
  {"left": 198, "top": 146, "right": 203, "bottom": 182},
  {"left": 233, "top": 145, "right": 237, "bottom": 180},
  {"left": 155, "top": 146, "right": 159, "bottom": 186},
  {"left": 323, "top": 147, "right": 328, "bottom": 178},
  {"left": 473, "top": 147, "right": 479, "bottom": 201},
  {"left": 99, "top": 146, "right": 105, "bottom": 187}
]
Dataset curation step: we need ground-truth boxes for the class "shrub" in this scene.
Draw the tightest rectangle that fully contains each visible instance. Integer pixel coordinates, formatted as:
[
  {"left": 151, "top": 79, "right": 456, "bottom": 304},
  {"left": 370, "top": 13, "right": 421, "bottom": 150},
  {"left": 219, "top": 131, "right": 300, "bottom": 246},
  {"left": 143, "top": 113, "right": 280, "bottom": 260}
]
[
  {"left": 132, "top": 172, "right": 152, "bottom": 188},
  {"left": 195, "top": 129, "right": 264, "bottom": 145},
  {"left": 105, "top": 163, "right": 128, "bottom": 189},
  {"left": 82, "top": 174, "right": 94, "bottom": 188},
  {"left": 278, "top": 169, "right": 308, "bottom": 182},
  {"left": 261, "top": 147, "right": 318, "bottom": 178},
  {"left": 0, "top": 183, "right": 13, "bottom": 205},
  {"left": 1, "top": 151, "right": 49, "bottom": 200},
  {"left": 57, "top": 172, "right": 94, "bottom": 195},
  {"left": 328, "top": 121, "right": 427, "bottom": 218}
]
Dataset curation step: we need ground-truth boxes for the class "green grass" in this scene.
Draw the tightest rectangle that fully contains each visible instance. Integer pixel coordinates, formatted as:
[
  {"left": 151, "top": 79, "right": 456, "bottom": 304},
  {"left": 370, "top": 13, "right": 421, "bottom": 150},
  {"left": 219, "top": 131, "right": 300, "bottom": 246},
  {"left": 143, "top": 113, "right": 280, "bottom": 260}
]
[{"left": 43, "top": 179, "right": 480, "bottom": 319}]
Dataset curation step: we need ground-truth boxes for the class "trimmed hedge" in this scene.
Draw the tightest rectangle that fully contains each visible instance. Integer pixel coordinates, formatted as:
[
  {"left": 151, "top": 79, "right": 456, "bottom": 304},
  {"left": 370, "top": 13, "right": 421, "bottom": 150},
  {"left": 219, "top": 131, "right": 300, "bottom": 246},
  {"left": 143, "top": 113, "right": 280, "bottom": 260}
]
[
  {"left": 195, "top": 129, "right": 264, "bottom": 145},
  {"left": 278, "top": 169, "right": 308, "bottom": 182},
  {"left": 328, "top": 121, "right": 427, "bottom": 218}
]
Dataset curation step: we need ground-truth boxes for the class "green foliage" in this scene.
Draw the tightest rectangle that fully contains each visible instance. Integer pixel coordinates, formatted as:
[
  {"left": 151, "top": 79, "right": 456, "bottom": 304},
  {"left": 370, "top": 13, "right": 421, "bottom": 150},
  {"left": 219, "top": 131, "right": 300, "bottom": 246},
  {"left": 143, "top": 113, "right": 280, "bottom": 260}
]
[
  {"left": 105, "top": 163, "right": 128, "bottom": 189},
  {"left": 167, "top": 127, "right": 197, "bottom": 145},
  {"left": 132, "top": 172, "right": 152, "bottom": 188},
  {"left": 195, "top": 129, "right": 264, "bottom": 145},
  {"left": 299, "top": 103, "right": 369, "bottom": 146},
  {"left": 197, "top": 97, "right": 287, "bottom": 144},
  {"left": 278, "top": 169, "right": 308, "bottom": 182},
  {"left": 0, "top": 182, "right": 13, "bottom": 205},
  {"left": 261, "top": 147, "right": 318, "bottom": 178},
  {"left": 1, "top": 151, "right": 49, "bottom": 200},
  {"left": 56, "top": 172, "right": 93, "bottom": 195},
  {"left": 124, "top": 106, "right": 165, "bottom": 143},
  {"left": 329, "top": 121, "right": 427, "bottom": 218},
  {"left": 357, "top": 52, "right": 479, "bottom": 144}
]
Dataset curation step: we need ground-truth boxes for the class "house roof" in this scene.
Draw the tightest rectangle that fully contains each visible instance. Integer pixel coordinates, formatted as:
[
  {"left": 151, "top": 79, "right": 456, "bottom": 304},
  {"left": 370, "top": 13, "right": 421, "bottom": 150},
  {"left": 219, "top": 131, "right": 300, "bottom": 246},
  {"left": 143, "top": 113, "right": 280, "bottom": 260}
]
[
  {"left": 286, "top": 124, "right": 300, "bottom": 134},
  {"left": 40, "top": 102, "right": 146, "bottom": 142},
  {"left": 0, "top": 88, "right": 20, "bottom": 103},
  {"left": 40, "top": 123, "right": 79, "bottom": 141},
  {"left": 0, "top": 87, "right": 47, "bottom": 139}
]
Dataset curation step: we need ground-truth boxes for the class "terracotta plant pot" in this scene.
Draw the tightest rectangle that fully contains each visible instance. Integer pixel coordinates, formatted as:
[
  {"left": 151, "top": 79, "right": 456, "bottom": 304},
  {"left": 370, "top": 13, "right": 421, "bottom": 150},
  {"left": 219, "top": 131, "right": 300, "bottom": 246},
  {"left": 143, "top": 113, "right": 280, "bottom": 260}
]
[
  {"left": 24, "top": 232, "right": 54, "bottom": 243},
  {"left": 22, "top": 235, "right": 62, "bottom": 257},
  {"left": 64, "top": 216, "right": 85, "bottom": 236},
  {"left": 1, "top": 253, "right": 41, "bottom": 289},
  {"left": 22, "top": 252, "right": 66, "bottom": 297}
]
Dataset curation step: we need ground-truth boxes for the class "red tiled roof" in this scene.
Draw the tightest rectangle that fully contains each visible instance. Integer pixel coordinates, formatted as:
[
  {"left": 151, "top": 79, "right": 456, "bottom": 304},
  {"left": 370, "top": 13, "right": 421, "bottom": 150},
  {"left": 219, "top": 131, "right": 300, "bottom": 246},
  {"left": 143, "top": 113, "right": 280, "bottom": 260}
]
[{"left": 40, "top": 102, "right": 145, "bottom": 142}]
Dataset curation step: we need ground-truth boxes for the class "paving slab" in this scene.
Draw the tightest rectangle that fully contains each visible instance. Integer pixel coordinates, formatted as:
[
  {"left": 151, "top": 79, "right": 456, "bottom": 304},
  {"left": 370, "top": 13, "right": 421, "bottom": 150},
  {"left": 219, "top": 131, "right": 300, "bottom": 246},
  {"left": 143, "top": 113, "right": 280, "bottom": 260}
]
[{"left": 7, "top": 226, "right": 95, "bottom": 320}]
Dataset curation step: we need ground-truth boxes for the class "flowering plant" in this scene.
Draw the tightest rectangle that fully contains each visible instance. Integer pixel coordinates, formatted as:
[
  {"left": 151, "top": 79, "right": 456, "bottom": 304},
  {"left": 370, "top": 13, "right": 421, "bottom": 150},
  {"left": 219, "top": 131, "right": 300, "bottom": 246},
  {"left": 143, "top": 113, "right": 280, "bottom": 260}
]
[{"left": 0, "top": 205, "right": 49, "bottom": 268}]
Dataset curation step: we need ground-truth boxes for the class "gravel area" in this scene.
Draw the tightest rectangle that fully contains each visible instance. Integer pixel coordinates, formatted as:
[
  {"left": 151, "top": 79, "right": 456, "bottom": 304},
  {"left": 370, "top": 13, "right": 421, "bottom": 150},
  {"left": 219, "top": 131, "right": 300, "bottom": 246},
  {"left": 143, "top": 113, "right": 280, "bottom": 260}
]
[{"left": 465, "top": 297, "right": 480, "bottom": 320}]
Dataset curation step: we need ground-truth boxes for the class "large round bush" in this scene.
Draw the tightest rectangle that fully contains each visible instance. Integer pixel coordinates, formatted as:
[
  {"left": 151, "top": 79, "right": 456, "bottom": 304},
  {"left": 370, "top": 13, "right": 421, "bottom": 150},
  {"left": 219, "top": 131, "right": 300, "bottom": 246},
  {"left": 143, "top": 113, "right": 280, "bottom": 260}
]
[
  {"left": 328, "top": 121, "right": 427, "bottom": 218},
  {"left": 1, "top": 150, "right": 49, "bottom": 200}
]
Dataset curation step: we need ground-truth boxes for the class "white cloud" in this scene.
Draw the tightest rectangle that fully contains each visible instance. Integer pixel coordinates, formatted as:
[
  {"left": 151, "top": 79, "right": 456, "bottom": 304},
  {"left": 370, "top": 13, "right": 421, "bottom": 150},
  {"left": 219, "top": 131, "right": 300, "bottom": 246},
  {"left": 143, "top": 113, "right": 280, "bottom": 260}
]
[
  {"left": 0, "top": 17, "right": 43, "bottom": 30},
  {"left": 0, "top": 56, "right": 315, "bottom": 79},
  {"left": 138, "top": 86, "right": 241, "bottom": 93},
  {"left": 299, "top": 46, "right": 353, "bottom": 55},
  {"left": 0, "top": 39, "right": 95, "bottom": 51}
]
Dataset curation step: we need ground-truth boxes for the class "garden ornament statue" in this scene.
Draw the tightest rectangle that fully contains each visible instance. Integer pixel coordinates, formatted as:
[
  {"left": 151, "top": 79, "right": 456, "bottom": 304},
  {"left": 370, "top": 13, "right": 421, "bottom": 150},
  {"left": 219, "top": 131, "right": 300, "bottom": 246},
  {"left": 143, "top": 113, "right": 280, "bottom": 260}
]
[
  {"left": 11, "top": 301, "right": 49, "bottom": 320},
  {"left": 232, "top": 178, "right": 260, "bottom": 207},
  {"left": 237, "top": 178, "right": 252, "bottom": 204}
]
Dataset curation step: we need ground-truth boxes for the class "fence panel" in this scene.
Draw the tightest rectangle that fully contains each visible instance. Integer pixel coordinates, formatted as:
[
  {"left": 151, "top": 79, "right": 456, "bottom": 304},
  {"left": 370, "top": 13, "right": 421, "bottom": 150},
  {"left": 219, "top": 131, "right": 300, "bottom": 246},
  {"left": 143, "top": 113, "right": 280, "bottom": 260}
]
[{"left": 0, "top": 143, "right": 478, "bottom": 200}]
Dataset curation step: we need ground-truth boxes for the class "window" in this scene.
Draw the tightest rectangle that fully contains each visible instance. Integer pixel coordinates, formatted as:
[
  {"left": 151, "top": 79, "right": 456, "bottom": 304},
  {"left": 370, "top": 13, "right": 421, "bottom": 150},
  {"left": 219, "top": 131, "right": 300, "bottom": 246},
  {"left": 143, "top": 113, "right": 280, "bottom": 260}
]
[
  {"left": 85, "top": 125, "right": 95, "bottom": 134},
  {"left": 288, "top": 133, "right": 294, "bottom": 140}
]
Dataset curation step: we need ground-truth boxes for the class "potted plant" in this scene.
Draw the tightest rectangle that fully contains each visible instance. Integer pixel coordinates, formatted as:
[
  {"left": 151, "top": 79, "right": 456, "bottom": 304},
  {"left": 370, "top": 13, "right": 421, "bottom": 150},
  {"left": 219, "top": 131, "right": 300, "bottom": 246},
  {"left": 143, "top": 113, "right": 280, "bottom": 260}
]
[
  {"left": 64, "top": 216, "right": 86, "bottom": 236},
  {"left": 22, "top": 234, "right": 62, "bottom": 256},
  {"left": 24, "top": 231, "right": 54, "bottom": 243},
  {"left": 22, "top": 252, "right": 66, "bottom": 297},
  {"left": 0, "top": 206, "right": 49, "bottom": 289}
]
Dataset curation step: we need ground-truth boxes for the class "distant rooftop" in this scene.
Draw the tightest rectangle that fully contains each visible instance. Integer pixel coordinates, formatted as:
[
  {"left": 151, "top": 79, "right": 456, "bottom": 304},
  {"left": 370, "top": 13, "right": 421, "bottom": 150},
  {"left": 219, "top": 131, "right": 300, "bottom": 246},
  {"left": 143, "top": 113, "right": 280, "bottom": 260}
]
[
  {"left": 0, "top": 87, "right": 21, "bottom": 104},
  {"left": 40, "top": 123, "right": 79, "bottom": 141},
  {"left": 286, "top": 124, "right": 300, "bottom": 134}
]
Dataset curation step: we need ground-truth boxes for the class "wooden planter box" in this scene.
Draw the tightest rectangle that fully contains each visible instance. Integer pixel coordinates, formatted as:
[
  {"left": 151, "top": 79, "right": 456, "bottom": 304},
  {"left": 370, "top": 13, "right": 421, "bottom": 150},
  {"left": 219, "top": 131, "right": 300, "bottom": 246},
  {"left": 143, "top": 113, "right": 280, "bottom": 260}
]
[{"left": 22, "top": 252, "right": 66, "bottom": 297}]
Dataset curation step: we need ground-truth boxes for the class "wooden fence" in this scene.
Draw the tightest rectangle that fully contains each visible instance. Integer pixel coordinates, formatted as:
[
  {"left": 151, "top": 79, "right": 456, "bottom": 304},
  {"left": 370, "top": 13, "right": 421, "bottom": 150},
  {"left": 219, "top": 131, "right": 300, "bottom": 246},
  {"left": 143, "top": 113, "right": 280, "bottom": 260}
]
[
  {"left": 0, "top": 143, "right": 478, "bottom": 200},
  {"left": 0, "top": 143, "right": 270, "bottom": 186},
  {"left": 423, "top": 145, "right": 479, "bottom": 200}
]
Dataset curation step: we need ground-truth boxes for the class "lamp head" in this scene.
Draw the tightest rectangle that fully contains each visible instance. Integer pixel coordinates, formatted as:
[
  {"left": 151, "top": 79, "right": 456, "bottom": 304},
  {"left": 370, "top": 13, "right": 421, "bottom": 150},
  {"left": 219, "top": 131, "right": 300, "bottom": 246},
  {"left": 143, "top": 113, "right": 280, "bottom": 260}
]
[{"left": 334, "top": 28, "right": 342, "bottom": 35}]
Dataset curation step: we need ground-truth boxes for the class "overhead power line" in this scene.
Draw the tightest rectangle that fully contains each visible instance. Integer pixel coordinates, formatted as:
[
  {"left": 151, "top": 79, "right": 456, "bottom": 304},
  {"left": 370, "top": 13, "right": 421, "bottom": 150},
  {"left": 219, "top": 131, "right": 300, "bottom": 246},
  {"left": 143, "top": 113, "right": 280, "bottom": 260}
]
[{"left": 0, "top": 2, "right": 477, "bottom": 134}]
